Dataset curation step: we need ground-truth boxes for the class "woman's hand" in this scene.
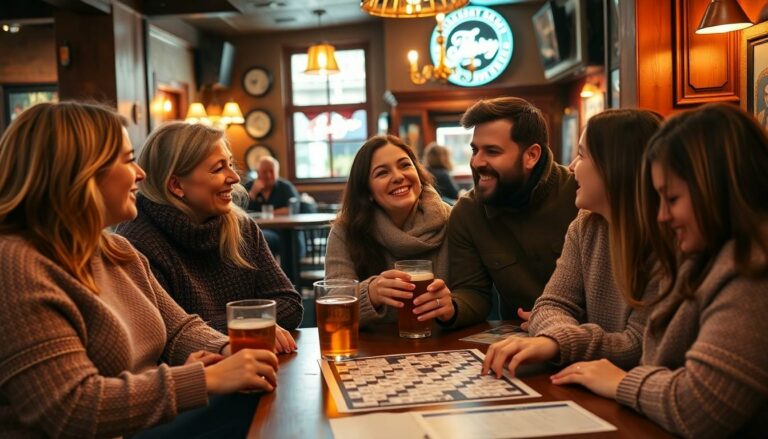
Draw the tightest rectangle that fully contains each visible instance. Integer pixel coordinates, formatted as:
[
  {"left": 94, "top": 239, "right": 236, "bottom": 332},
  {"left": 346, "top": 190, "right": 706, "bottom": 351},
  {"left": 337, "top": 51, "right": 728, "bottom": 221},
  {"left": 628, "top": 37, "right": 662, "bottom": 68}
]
[
  {"left": 482, "top": 336, "right": 560, "bottom": 378},
  {"left": 368, "top": 270, "right": 414, "bottom": 308},
  {"left": 517, "top": 308, "right": 532, "bottom": 332},
  {"left": 275, "top": 324, "right": 297, "bottom": 354},
  {"left": 550, "top": 359, "right": 626, "bottom": 399},
  {"left": 185, "top": 350, "right": 224, "bottom": 367},
  {"left": 204, "top": 349, "right": 279, "bottom": 394},
  {"left": 412, "top": 278, "right": 455, "bottom": 322}
]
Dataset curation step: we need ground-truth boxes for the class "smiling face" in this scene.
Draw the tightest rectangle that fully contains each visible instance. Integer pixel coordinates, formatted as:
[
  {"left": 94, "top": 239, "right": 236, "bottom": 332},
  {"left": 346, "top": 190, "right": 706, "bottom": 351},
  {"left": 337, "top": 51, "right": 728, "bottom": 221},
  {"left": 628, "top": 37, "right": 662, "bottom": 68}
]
[
  {"left": 569, "top": 129, "right": 609, "bottom": 218},
  {"left": 96, "top": 128, "right": 146, "bottom": 228},
  {"left": 651, "top": 161, "right": 705, "bottom": 253},
  {"left": 368, "top": 143, "right": 422, "bottom": 221},
  {"left": 469, "top": 119, "right": 527, "bottom": 204},
  {"left": 172, "top": 140, "right": 241, "bottom": 223}
]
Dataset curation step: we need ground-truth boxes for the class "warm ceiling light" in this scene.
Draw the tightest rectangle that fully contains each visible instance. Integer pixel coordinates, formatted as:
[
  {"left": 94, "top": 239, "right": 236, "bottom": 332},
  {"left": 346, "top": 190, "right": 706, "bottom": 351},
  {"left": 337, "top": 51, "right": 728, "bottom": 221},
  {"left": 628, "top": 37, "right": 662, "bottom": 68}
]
[
  {"left": 185, "top": 102, "right": 209, "bottom": 124},
  {"left": 305, "top": 9, "right": 340, "bottom": 75},
  {"left": 696, "top": 0, "right": 752, "bottom": 34},
  {"left": 361, "top": 0, "right": 469, "bottom": 18},
  {"left": 580, "top": 82, "right": 600, "bottom": 98},
  {"left": 220, "top": 101, "right": 245, "bottom": 125}
]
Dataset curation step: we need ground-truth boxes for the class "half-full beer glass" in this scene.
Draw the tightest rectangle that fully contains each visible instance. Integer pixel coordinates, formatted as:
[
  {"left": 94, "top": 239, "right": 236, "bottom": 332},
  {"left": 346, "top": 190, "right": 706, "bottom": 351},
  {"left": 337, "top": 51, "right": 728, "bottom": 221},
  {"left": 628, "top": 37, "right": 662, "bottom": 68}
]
[
  {"left": 315, "top": 279, "right": 359, "bottom": 360},
  {"left": 226, "top": 299, "right": 276, "bottom": 353},
  {"left": 394, "top": 260, "right": 433, "bottom": 338}
]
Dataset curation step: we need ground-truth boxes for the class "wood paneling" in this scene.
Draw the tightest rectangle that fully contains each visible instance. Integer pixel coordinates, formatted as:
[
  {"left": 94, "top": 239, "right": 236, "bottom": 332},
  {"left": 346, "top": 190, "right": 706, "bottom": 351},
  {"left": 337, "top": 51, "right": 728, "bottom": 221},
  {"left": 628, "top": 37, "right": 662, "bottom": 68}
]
[{"left": 674, "top": 0, "right": 740, "bottom": 105}]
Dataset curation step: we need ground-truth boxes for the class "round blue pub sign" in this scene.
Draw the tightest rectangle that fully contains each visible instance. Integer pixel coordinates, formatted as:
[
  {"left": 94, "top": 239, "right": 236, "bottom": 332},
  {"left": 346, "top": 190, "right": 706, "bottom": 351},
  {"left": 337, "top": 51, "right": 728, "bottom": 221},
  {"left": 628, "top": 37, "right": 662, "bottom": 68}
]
[{"left": 430, "top": 6, "right": 514, "bottom": 87}]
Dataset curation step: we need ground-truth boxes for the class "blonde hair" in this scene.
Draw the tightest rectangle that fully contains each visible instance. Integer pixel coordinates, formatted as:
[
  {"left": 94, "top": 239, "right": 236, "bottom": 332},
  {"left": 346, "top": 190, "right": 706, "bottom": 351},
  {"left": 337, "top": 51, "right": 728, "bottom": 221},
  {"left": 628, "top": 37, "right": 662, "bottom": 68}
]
[
  {"left": 423, "top": 143, "right": 453, "bottom": 171},
  {"left": 0, "top": 101, "right": 134, "bottom": 293},
  {"left": 137, "top": 122, "right": 253, "bottom": 269}
]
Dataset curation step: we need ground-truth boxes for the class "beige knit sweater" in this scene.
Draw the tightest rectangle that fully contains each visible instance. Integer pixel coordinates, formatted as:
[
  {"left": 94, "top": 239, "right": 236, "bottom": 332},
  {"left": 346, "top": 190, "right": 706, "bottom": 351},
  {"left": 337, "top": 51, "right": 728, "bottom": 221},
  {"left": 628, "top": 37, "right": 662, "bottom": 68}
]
[
  {"left": 616, "top": 242, "right": 768, "bottom": 438},
  {"left": 0, "top": 234, "right": 229, "bottom": 438},
  {"left": 528, "top": 211, "right": 652, "bottom": 368}
]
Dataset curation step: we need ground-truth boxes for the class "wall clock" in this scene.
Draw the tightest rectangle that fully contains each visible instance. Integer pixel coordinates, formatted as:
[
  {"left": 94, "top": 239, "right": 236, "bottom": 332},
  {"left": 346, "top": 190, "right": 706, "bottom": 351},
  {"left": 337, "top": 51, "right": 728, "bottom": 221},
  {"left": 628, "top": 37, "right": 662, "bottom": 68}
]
[
  {"left": 245, "top": 109, "right": 273, "bottom": 139},
  {"left": 244, "top": 144, "right": 274, "bottom": 173},
  {"left": 242, "top": 66, "right": 272, "bottom": 97}
]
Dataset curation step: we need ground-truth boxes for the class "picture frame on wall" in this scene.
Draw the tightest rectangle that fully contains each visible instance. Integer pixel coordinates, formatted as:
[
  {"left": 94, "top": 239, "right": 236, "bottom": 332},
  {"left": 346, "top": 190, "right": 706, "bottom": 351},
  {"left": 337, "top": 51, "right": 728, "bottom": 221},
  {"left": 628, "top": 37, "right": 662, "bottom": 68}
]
[
  {"left": 561, "top": 109, "right": 579, "bottom": 164},
  {"left": 3, "top": 84, "right": 58, "bottom": 126},
  {"left": 741, "top": 20, "right": 768, "bottom": 130}
]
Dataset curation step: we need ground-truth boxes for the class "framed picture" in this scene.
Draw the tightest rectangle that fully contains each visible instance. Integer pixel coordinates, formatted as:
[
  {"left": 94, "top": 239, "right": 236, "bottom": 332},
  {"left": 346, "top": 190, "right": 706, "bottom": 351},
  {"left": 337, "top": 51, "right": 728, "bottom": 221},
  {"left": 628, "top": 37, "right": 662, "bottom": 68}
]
[
  {"left": 741, "top": 20, "right": 768, "bottom": 130},
  {"left": 561, "top": 110, "right": 579, "bottom": 164},
  {"left": 3, "top": 84, "right": 58, "bottom": 126},
  {"left": 244, "top": 144, "right": 274, "bottom": 176}
]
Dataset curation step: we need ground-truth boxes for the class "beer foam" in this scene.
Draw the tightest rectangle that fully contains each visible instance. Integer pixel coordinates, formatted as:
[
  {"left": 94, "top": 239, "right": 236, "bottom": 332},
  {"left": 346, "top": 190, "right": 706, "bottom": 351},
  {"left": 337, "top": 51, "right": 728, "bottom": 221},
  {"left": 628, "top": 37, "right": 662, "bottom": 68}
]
[
  {"left": 228, "top": 318, "right": 274, "bottom": 330},
  {"left": 409, "top": 272, "right": 434, "bottom": 282},
  {"left": 317, "top": 296, "right": 358, "bottom": 305}
]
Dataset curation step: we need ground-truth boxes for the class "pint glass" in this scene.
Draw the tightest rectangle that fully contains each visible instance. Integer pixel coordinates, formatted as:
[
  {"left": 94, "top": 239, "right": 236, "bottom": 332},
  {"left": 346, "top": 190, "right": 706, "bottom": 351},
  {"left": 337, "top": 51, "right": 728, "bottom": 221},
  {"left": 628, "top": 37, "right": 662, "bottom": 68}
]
[
  {"left": 315, "top": 279, "right": 359, "bottom": 360},
  {"left": 226, "top": 299, "right": 276, "bottom": 353},
  {"left": 394, "top": 260, "right": 433, "bottom": 338}
]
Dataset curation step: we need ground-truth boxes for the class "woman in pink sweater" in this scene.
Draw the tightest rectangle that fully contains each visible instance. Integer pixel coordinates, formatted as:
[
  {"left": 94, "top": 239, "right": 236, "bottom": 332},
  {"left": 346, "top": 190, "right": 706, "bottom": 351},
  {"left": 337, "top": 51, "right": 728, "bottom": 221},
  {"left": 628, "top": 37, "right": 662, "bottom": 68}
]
[
  {"left": 549, "top": 104, "right": 768, "bottom": 437},
  {"left": 0, "top": 102, "right": 278, "bottom": 438}
]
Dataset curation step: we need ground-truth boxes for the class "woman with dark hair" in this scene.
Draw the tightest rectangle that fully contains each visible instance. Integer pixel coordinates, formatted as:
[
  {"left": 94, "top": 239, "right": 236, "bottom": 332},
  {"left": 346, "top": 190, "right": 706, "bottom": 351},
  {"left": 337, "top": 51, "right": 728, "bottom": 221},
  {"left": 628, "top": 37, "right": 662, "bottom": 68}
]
[
  {"left": 546, "top": 103, "right": 768, "bottom": 438},
  {"left": 423, "top": 142, "right": 460, "bottom": 202},
  {"left": 325, "top": 135, "right": 455, "bottom": 326},
  {"left": 0, "top": 102, "right": 278, "bottom": 438},
  {"left": 483, "top": 109, "right": 662, "bottom": 377}
]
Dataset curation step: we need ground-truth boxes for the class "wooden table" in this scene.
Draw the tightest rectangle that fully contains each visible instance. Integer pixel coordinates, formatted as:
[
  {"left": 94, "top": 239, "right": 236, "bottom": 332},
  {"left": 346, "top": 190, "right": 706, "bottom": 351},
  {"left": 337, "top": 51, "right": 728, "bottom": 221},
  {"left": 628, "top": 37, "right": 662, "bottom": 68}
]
[
  {"left": 248, "top": 321, "right": 674, "bottom": 438},
  {"left": 249, "top": 212, "right": 336, "bottom": 283}
]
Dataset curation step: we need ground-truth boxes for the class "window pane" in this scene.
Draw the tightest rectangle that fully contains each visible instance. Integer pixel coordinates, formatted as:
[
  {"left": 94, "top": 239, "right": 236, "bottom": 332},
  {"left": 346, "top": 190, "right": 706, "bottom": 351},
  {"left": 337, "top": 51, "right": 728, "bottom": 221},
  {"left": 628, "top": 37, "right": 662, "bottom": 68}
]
[
  {"left": 436, "top": 126, "right": 474, "bottom": 175},
  {"left": 293, "top": 111, "right": 331, "bottom": 142},
  {"left": 329, "top": 110, "right": 367, "bottom": 141},
  {"left": 331, "top": 141, "right": 364, "bottom": 178},
  {"left": 294, "top": 141, "right": 330, "bottom": 179},
  {"left": 291, "top": 49, "right": 366, "bottom": 106}
]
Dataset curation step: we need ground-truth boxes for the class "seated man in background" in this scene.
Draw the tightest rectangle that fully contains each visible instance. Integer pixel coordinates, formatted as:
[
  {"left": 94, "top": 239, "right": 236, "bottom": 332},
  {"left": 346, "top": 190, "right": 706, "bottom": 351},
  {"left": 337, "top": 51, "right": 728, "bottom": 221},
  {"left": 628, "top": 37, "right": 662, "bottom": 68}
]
[
  {"left": 441, "top": 97, "right": 578, "bottom": 329},
  {"left": 246, "top": 156, "right": 299, "bottom": 214}
]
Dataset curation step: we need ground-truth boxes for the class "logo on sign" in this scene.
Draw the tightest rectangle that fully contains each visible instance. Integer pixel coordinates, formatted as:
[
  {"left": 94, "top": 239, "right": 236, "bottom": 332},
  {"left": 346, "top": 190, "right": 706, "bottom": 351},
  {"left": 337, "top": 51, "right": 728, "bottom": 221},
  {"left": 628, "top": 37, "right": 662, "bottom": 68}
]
[{"left": 430, "top": 6, "right": 514, "bottom": 87}]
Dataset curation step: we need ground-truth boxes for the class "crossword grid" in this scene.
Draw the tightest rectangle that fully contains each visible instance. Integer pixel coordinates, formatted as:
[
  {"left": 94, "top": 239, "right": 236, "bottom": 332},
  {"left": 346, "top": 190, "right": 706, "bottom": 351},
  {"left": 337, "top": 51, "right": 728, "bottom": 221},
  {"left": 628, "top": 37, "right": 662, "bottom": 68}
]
[{"left": 320, "top": 349, "right": 540, "bottom": 413}]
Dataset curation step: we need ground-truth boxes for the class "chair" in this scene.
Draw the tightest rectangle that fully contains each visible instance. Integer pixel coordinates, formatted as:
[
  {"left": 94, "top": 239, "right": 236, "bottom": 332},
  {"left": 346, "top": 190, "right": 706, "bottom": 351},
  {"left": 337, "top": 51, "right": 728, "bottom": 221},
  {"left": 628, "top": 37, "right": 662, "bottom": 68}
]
[{"left": 297, "top": 224, "right": 331, "bottom": 291}]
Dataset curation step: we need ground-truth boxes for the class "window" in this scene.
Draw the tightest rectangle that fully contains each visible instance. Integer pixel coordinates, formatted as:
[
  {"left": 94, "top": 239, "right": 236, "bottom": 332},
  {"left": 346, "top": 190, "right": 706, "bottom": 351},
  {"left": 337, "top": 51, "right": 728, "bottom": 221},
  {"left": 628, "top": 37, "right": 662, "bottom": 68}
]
[
  {"left": 288, "top": 47, "right": 370, "bottom": 180},
  {"left": 436, "top": 125, "right": 474, "bottom": 176}
]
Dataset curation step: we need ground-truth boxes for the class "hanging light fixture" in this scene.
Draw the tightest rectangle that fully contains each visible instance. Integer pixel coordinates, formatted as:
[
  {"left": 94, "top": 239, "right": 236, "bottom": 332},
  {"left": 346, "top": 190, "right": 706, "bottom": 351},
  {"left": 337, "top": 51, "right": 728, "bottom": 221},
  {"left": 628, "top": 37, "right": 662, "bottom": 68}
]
[
  {"left": 361, "top": 0, "right": 469, "bottom": 18},
  {"left": 407, "top": 13, "right": 475, "bottom": 85},
  {"left": 305, "top": 9, "right": 340, "bottom": 75},
  {"left": 696, "top": 0, "right": 752, "bottom": 34}
]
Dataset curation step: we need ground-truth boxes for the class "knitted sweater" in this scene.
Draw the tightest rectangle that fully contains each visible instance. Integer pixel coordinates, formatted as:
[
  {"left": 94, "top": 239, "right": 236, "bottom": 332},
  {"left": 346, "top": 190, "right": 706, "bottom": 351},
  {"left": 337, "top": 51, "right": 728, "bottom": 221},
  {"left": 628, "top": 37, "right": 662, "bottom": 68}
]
[
  {"left": 446, "top": 150, "right": 578, "bottom": 328},
  {"left": 324, "top": 187, "right": 452, "bottom": 326},
  {"left": 616, "top": 242, "right": 768, "bottom": 438},
  {"left": 0, "top": 234, "right": 228, "bottom": 438},
  {"left": 117, "top": 196, "right": 303, "bottom": 332},
  {"left": 528, "top": 211, "right": 651, "bottom": 368}
]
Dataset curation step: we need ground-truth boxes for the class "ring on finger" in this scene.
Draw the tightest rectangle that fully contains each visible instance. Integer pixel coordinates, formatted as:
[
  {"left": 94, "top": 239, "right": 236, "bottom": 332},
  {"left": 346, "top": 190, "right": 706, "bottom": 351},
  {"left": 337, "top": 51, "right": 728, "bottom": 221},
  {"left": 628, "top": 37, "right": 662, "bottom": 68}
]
[{"left": 436, "top": 298, "right": 441, "bottom": 307}]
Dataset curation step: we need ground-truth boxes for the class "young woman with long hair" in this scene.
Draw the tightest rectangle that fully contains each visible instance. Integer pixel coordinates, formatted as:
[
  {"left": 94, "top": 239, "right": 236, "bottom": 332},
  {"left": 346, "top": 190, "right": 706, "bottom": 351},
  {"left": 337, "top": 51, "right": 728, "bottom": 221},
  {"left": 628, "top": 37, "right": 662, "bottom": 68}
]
[
  {"left": 0, "top": 102, "right": 278, "bottom": 438},
  {"left": 117, "top": 122, "right": 302, "bottom": 353},
  {"left": 547, "top": 103, "right": 768, "bottom": 438},
  {"left": 483, "top": 109, "right": 662, "bottom": 376},
  {"left": 325, "top": 135, "right": 455, "bottom": 326}
]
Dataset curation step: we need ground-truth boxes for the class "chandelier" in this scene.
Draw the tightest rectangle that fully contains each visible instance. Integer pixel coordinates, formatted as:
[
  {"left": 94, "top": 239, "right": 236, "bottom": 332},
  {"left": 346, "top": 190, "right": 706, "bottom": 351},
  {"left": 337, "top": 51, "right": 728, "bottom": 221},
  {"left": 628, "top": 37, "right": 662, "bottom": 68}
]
[
  {"left": 406, "top": 13, "right": 476, "bottom": 85},
  {"left": 361, "top": 0, "right": 469, "bottom": 18}
]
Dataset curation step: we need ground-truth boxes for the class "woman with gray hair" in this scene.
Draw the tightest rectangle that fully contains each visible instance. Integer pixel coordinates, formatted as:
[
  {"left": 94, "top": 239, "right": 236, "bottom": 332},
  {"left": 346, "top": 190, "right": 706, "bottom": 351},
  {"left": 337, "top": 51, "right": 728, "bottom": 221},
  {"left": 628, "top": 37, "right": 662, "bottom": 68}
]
[{"left": 117, "top": 122, "right": 303, "bottom": 353}]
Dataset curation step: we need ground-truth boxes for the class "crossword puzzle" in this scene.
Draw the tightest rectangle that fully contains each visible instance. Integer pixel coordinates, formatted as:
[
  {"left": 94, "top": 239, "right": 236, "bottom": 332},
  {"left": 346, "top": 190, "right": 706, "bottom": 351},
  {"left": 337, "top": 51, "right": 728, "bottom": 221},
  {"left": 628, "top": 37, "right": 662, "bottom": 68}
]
[{"left": 319, "top": 349, "right": 540, "bottom": 413}]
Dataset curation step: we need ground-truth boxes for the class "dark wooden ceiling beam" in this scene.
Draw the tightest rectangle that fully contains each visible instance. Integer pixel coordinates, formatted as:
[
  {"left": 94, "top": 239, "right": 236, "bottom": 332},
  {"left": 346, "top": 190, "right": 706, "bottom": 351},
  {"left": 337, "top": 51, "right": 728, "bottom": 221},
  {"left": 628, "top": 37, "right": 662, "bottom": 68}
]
[
  {"left": 42, "top": 0, "right": 111, "bottom": 14},
  {"left": 130, "top": 0, "right": 240, "bottom": 16},
  {"left": 0, "top": 0, "right": 54, "bottom": 20}
]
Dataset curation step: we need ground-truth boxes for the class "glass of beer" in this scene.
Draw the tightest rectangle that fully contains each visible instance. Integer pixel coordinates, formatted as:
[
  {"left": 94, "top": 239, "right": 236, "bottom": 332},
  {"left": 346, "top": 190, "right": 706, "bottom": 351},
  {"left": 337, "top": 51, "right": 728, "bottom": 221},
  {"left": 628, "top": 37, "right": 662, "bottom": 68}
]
[
  {"left": 394, "top": 260, "right": 434, "bottom": 338},
  {"left": 315, "top": 279, "right": 359, "bottom": 360},
  {"left": 226, "top": 299, "right": 276, "bottom": 353}
]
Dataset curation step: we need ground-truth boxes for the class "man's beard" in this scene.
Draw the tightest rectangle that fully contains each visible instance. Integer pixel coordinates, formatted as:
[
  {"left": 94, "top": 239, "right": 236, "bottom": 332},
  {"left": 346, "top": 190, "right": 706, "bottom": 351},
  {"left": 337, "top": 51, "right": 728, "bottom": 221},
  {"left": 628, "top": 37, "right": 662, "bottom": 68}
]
[{"left": 472, "top": 159, "right": 526, "bottom": 206}]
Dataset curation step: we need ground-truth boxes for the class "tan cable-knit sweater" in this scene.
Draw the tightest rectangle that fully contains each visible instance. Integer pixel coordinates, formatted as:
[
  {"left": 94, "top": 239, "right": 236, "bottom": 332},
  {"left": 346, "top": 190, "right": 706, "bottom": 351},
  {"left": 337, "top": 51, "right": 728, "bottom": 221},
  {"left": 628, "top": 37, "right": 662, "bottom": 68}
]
[
  {"left": 528, "top": 211, "right": 652, "bottom": 368},
  {"left": 0, "top": 234, "right": 229, "bottom": 438},
  {"left": 616, "top": 242, "right": 768, "bottom": 438}
]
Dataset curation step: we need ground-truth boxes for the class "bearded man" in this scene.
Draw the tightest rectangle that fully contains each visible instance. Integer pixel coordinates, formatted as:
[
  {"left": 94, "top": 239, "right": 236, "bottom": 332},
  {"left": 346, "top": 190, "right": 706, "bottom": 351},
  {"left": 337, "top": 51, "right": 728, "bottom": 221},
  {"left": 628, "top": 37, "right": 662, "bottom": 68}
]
[{"left": 440, "top": 97, "right": 577, "bottom": 329}]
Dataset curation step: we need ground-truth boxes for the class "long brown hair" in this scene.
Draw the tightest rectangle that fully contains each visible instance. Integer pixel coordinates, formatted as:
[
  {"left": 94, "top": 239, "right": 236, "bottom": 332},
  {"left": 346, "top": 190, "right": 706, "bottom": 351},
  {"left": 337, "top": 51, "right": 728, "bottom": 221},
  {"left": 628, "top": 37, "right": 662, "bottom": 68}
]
[
  {"left": 585, "top": 109, "right": 663, "bottom": 306},
  {"left": 135, "top": 122, "right": 253, "bottom": 269},
  {"left": 641, "top": 103, "right": 768, "bottom": 303},
  {"left": 0, "top": 102, "right": 134, "bottom": 293},
  {"left": 337, "top": 135, "right": 434, "bottom": 278}
]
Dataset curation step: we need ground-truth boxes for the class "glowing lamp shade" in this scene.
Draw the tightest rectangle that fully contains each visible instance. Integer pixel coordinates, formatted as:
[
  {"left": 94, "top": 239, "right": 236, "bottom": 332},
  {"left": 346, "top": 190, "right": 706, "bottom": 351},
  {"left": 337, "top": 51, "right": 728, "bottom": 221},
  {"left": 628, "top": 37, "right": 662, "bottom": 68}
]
[
  {"left": 221, "top": 101, "right": 245, "bottom": 125},
  {"left": 696, "top": 0, "right": 752, "bottom": 34},
  {"left": 184, "top": 102, "right": 209, "bottom": 124},
  {"left": 361, "top": 0, "right": 469, "bottom": 18},
  {"left": 305, "top": 43, "right": 340, "bottom": 75}
]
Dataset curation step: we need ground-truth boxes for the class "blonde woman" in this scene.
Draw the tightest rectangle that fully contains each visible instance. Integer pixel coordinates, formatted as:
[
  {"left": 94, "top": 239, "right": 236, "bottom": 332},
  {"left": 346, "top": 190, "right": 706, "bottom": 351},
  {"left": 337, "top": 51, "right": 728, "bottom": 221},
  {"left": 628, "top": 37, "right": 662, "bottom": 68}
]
[
  {"left": 117, "top": 122, "right": 302, "bottom": 353},
  {"left": 0, "top": 102, "right": 278, "bottom": 438}
]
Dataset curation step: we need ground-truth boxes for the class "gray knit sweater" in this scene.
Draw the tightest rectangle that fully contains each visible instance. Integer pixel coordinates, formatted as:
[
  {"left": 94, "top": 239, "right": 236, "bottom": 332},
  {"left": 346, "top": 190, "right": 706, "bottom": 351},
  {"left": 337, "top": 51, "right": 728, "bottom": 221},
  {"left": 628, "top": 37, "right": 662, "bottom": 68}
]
[
  {"left": 117, "top": 195, "right": 303, "bottom": 332},
  {"left": 616, "top": 242, "right": 768, "bottom": 438},
  {"left": 0, "top": 234, "right": 228, "bottom": 438},
  {"left": 528, "top": 211, "right": 652, "bottom": 368}
]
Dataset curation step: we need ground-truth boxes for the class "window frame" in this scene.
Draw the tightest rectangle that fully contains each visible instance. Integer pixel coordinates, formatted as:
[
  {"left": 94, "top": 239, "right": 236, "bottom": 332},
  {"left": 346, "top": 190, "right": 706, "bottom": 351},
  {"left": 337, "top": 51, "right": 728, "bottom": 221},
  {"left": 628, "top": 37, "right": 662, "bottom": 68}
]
[{"left": 284, "top": 42, "right": 373, "bottom": 183}]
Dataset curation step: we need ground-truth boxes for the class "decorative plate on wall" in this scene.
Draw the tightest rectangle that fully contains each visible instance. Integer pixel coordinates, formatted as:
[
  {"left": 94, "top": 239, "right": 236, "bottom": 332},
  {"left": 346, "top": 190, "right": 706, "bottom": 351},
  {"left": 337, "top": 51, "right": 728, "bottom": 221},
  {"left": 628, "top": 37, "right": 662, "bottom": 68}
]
[
  {"left": 244, "top": 144, "right": 274, "bottom": 172},
  {"left": 242, "top": 66, "right": 272, "bottom": 97},
  {"left": 245, "top": 109, "right": 273, "bottom": 139}
]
